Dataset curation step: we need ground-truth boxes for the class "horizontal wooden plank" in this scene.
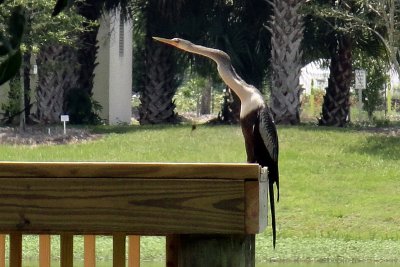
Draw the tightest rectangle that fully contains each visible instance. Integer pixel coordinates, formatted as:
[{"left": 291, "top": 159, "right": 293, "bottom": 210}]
[
  {"left": 0, "top": 178, "right": 245, "bottom": 234},
  {"left": 0, "top": 162, "right": 260, "bottom": 180}
]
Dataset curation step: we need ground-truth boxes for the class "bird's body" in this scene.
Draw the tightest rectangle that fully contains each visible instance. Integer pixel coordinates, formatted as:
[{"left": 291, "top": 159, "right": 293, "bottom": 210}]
[{"left": 153, "top": 37, "right": 279, "bottom": 246}]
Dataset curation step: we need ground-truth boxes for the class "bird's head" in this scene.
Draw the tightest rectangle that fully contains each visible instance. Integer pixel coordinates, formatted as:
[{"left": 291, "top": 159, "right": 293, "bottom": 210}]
[{"left": 152, "top": 37, "right": 194, "bottom": 53}]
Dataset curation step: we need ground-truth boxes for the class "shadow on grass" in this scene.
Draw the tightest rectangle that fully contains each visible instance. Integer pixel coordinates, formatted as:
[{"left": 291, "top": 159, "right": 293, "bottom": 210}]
[
  {"left": 277, "top": 124, "right": 354, "bottom": 133},
  {"left": 278, "top": 124, "right": 400, "bottom": 160},
  {"left": 347, "top": 135, "right": 400, "bottom": 160},
  {"left": 89, "top": 124, "right": 192, "bottom": 134}
]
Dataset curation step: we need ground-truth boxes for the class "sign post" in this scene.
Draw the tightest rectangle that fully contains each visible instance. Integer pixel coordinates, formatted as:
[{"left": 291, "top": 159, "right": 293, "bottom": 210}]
[
  {"left": 355, "top": 69, "right": 366, "bottom": 110},
  {"left": 60, "top": 115, "right": 70, "bottom": 135}
]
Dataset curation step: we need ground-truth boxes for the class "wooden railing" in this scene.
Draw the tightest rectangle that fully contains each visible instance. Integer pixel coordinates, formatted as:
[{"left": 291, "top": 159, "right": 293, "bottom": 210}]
[
  {"left": 0, "top": 162, "right": 268, "bottom": 267},
  {"left": 0, "top": 234, "right": 140, "bottom": 267}
]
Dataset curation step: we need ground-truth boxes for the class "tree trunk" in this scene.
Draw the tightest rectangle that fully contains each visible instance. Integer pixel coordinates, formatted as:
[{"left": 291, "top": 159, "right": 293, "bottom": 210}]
[
  {"left": 200, "top": 77, "right": 212, "bottom": 115},
  {"left": 76, "top": 23, "right": 99, "bottom": 95},
  {"left": 219, "top": 87, "right": 240, "bottom": 124},
  {"left": 268, "top": 0, "right": 304, "bottom": 125},
  {"left": 319, "top": 35, "right": 352, "bottom": 127},
  {"left": 36, "top": 45, "right": 79, "bottom": 124},
  {"left": 23, "top": 51, "right": 31, "bottom": 122},
  {"left": 138, "top": 37, "right": 178, "bottom": 124},
  {"left": 19, "top": 73, "right": 25, "bottom": 133},
  {"left": 21, "top": 14, "right": 32, "bottom": 127},
  {"left": 76, "top": 1, "right": 101, "bottom": 95}
]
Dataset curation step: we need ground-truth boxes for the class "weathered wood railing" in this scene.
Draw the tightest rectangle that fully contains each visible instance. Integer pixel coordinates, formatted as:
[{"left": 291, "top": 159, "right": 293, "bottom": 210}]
[
  {"left": 0, "top": 234, "right": 140, "bottom": 267},
  {"left": 0, "top": 162, "right": 268, "bottom": 267}
]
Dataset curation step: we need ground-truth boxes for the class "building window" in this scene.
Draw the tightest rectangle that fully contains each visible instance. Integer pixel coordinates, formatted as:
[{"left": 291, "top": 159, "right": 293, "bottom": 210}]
[{"left": 119, "top": 14, "right": 124, "bottom": 57}]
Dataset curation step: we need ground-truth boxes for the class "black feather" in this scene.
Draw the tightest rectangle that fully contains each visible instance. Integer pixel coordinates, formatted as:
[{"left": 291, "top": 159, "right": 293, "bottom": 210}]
[{"left": 254, "top": 106, "right": 279, "bottom": 247}]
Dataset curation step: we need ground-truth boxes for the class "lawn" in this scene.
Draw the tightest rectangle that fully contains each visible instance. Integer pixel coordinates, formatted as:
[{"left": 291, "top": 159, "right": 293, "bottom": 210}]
[{"left": 1, "top": 124, "right": 399, "bottom": 262}]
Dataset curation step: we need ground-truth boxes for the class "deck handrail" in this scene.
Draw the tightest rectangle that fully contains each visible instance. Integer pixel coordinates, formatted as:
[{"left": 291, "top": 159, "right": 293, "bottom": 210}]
[{"left": 0, "top": 162, "right": 267, "bottom": 267}]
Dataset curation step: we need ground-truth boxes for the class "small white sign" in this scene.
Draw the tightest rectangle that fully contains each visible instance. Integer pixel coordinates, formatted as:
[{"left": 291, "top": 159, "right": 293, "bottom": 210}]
[
  {"left": 61, "top": 115, "right": 70, "bottom": 122},
  {"left": 355, "top": 69, "right": 366, "bottom": 89}
]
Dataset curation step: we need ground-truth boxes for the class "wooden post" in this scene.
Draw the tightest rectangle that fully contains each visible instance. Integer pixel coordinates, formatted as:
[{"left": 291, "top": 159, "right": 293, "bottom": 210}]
[
  {"left": 60, "top": 234, "right": 73, "bottom": 267},
  {"left": 84, "top": 235, "right": 96, "bottom": 267},
  {"left": 128, "top": 235, "right": 140, "bottom": 267},
  {"left": 39, "top": 235, "right": 51, "bottom": 267},
  {"left": 0, "top": 235, "right": 5, "bottom": 267},
  {"left": 166, "top": 235, "right": 180, "bottom": 267},
  {"left": 175, "top": 234, "right": 255, "bottom": 267},
  {"left": 113, "top": 234, "right": 126, "bottom": 267},
  {"left": 10, "top": 233, "right": 22, "bottom": 267}
]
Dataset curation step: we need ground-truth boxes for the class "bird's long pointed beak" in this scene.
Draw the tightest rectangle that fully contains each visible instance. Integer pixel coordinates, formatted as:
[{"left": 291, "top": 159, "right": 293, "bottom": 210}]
[{"left": 152, "top": 37, "right": 177, "bottom": 47}]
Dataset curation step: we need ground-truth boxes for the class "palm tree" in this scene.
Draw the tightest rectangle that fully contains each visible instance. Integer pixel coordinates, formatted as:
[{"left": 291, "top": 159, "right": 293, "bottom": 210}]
[
  {"left": 319, "top": 34, "right": 353, "bottom": 126},
  {"left": 215, "top": 0, "right": 272, "bottom": 123},
  {"left": 74, "top": 1, "right": 102, "bottom": 96},
  {"left": 137, "top": 0, "right": 186, "bottom": 124},
  {"left": 134, "top": 0, "right": 272, "bottom": 124},
  {"left": 0, "top": 5, "right": 25, "bottom": 86},
  {"left": 36, "top": 45, "right": 79, "bottom": 123},
  {"left": 181, "top": 0, "right": 271, "bottom": 123},
  {"left": 267, "top": 0, "right": 304, "bottom": 125},
  {"left": 303, "top": 0, "right": 387, "bottom": 126},
  {"left": 139, "top": 37, "right": 180, "bottom": 124},
  {"left": 1, "top": 1, "right": 84, "bottom": 127}
]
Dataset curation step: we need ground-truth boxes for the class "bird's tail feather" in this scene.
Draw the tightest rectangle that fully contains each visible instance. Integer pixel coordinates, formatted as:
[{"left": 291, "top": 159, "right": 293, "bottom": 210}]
[{"left": 269, "top": 180, "right": 276, "bottom": 248}]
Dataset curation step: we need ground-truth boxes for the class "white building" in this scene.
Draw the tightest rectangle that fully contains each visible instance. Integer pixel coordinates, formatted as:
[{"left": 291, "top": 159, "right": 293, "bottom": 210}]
[
  {"left": 300, "top": 61, "right": 400, "bottom": 95},
  {"left": 93, "top": 10, "right": 132, "bottom": 125},
  {"left": 300, "top": 62, "right": 329, "bottom": 94}
]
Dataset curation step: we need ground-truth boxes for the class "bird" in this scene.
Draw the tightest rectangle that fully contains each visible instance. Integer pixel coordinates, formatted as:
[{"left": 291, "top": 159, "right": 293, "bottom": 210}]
[{"left": 153, "top": 37, "right": 279, "bottom": 247}]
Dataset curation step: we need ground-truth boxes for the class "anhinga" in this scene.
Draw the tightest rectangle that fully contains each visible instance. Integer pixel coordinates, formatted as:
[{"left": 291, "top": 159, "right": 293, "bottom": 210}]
[{"left": 153, "top": 37, "right": 279, "bottom": 247}]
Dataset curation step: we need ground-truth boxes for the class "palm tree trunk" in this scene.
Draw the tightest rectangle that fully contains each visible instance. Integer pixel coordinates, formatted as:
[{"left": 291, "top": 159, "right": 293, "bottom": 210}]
[
  {"left": 268, "top": 0, "right": 304, "bottom": 125},
  {"left": 76, "top": 1, "right": 101, "bottom": 95},
  {"left": 36, "top": 45, "right": 79, "bottom": 124},
  {"left": 21, "top": 13, "right": 32, "bottom": 126},
  {"left": 319, "top": 35, "right": 352, "bottom": 127},
  {"left": 77, "top": 24, "right": 99, "bottom": 95},
  {"left": 23, "top": 50, "right": 31, "bottom": 122},
  {"left": 139, "top": 37, "right": 178, "bottom": 124},
  {"left": 200, "top": 77, "right": 212, "bottom": 115},
  {"left": 137, "top": 0, "right": 190, "bottom": 124}
]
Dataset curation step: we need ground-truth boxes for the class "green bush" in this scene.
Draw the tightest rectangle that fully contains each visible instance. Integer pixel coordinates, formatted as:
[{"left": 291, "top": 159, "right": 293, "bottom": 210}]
[
  {"left": 1, "top": 75, "right": 22, "bottom": 124},
  {"left": 173, "top": 76, "right": 224, "bottom": 115},
  {"left": 64, "top": 88, "right": 102, "bottom": 125}
]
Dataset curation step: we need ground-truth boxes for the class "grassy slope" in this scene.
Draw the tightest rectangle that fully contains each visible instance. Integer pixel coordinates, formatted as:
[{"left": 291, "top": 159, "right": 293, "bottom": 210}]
[{"left": 1, "top": 124, "right": 399, "bottom": 262}]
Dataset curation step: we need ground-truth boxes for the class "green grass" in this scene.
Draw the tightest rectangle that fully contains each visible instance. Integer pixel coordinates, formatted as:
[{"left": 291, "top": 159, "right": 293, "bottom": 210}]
[
  {"left": 278, "top": 126, "right": 400, "bottom": 240},
  {"left": 1, "top": 124, "right": 400, "bottom": 262},
  {"left": 0, "top": 125, "right": 245, "bottom": 162}
]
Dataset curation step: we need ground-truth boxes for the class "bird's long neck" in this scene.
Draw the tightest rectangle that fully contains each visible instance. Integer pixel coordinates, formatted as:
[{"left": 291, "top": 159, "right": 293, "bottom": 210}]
[{"left": 188, "top": 44, "right": 261, "bottom": 102}]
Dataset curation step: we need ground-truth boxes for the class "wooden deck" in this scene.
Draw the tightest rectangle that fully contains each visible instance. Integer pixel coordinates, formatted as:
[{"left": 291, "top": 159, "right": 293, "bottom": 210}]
[{"left": 0, "top": 162, "right": 268, "bottom": 267}]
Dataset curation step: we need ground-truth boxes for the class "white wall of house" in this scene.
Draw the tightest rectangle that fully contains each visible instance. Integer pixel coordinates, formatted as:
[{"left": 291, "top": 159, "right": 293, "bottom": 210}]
[
  {"left": 300, "top": 62, "right": 400, "bottom": 95},
  {"left": 93, "top": 9, "right": 132, "bottom": 125},
  {"left": 300, "top": 62, "right": 329, "bottom": 95}
]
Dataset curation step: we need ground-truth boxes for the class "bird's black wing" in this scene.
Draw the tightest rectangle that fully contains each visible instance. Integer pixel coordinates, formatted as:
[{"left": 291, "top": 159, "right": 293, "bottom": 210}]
[
  {"left": 254, "top": 106, "right": 279, "bottom": 248},
  {"left": 258, "top": 107, "right": 279, "bottom": 166},
  {"left": 257, "top": 106, "right": 279, "bottom": 189}
]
